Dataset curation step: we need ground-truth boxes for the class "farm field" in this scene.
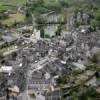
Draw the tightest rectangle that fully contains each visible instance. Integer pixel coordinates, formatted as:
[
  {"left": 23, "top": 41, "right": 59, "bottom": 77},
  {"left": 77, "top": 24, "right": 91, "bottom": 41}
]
[
  {"left": 0, "top": 12, "right": 25, "bottom": 26},
  {"left": 0, "top": 0, "right": 26, "bottom": 11}
]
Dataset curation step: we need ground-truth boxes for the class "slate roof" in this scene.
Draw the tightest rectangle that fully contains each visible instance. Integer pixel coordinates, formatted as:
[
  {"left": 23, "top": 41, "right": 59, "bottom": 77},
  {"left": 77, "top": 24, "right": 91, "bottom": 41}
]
[
  {"left": 1, "top": 35, "right": 17, "bottom": 43},
  {"left": 28, "top": 79, "right": 52, "bottom": 85}
]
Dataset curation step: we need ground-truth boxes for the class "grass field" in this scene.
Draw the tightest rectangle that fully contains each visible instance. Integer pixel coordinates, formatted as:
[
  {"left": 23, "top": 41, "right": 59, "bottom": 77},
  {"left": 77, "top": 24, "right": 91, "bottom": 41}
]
[
  {"left": 0, "top": 2, "right": 15, "bottom": 11},
  {"left": 0, "top": 0, "right": 26, "bottom": 26},
  {"left": 0, "top": 0, "right": 26, "bottom": 11},
  {"left": 0, "top": 12, "right": 25, "bottom": 26}
]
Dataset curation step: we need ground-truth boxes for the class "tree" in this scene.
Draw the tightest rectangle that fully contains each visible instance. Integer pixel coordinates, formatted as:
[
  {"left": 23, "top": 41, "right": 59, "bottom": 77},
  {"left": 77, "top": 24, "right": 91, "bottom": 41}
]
[
  {"left": 12, "top": 52, "right": 17, "bottom": 59},
  {"left": 0, "top": 52, "right": 3, "bottom": 59},
  {"left": 57, "top": 74, "right": 67, "bottom": 85},
  {"left": 91, "top": 54, "right": 99, "bottom": 63},
  {"left": 0, "top": 13, "right": 9, "bottom": 20},
  {"left": 34, "top": 7, "right": 48, "bottom": 14},
  {"left": 72, "top": 92, "right": 78, "bottom": 100},
  {"left": 31, "top": 0, "right": 45, "bottom": 13},
  {"left": 40, "top": 28, "right": 45, "bottom": 38},
  {"left": 35, "top": 13, "right": 45, "bottom": 24},
  {"left": 59, "top": 0, "right": 69, "bottom": 7},
  {"left": 55, "top": 25, "right": 61, "bottom": 36},
  {"left": 29, "top": 93, "right": 36, "bottom": 98},
  {"left": 45, "top": 34, "right": 50, "bottom": 38},
  {"left": 90, "top": 19, "right": 97, "bottom": 26},
  {"left": 74, "top": 21, "right": 81, "bottom": 27},
  {"left": 25, "top": 10, "right": 30, "bottom": 18},
  {"left": 95, "top": 10, "right": 100, "bottom": 21}
]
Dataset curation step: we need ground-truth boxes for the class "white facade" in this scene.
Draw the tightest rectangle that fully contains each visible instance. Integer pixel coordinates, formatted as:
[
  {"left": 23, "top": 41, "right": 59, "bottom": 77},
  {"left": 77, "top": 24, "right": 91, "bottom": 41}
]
[
  {"left": 72, "top": 62, "right": 86, "bottom": 70},
  {"left": 30, "top": 29, "right": 41, "bottom": 43},
  {"left": 0, "top": 66, "right": 13, "bottom": 75}
]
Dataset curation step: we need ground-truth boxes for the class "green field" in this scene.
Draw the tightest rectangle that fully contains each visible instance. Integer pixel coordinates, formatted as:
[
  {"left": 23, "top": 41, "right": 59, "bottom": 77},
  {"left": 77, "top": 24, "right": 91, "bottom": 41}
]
[
  {"left": 0, "top": 0, "right": 26, "bottom": 26},
  {"left": 0, "top": 0, "right": 26, "bottom": 11},
  {"left": 0, "top": 12, "right": 25, "bottom": 26}
]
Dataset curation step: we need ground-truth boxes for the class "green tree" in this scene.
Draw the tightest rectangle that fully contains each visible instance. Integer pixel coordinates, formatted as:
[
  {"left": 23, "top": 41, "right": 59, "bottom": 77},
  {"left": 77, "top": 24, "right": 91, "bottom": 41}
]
[
  {"left": 59, "top": 0, "right": 69, "bottom": 7},
  {"left": 29, "top": 93, "right": 36, "bottom": 98},
  {"left": 40, "top": 28, "right": 45, "bottom": 38},
  {"left": 91, "top": 54, "right": 99, "bottom": 63},
  {"left": 55, "top": 25, "right": 61, "bottom": 36},
  {"left": 12, "top": 52, "right": 17, "bottom": 59},
  {"left": 57, "top": 74, "right": 67, "bottom": 85},
  {"left": 45, "top": 34, "right": 50, "bottom": 38},
  {"left": 25, "top": 10, "right": 30, "bottom": 18},
  {"left": 90, "top": 19, "right": 97, "bottom": 27},
  {"left": 72, "top": 92, "right": 78, "bottom": 100},
  {"left": 95, "top": 10, "right": 100, "bottom": 21},
  {"left": 35, "top": 13, "right": 45, "bottom": 24}
]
